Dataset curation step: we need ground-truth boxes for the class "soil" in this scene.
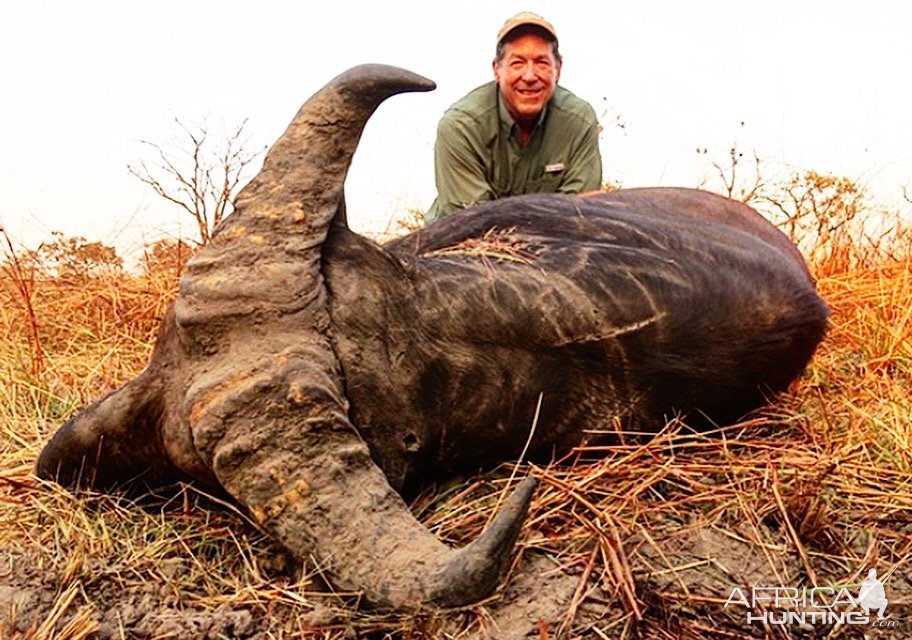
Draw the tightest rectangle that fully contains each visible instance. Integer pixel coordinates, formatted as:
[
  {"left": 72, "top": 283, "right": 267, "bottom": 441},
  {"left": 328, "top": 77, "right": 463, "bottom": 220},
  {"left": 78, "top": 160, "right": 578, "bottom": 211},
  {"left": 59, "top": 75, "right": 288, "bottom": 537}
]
[
  {"left": 0, "top": 546, "right": 256, "bottom": 639},
  {"left": 2, "top": 512, "right": 908, "bottom": 639}
]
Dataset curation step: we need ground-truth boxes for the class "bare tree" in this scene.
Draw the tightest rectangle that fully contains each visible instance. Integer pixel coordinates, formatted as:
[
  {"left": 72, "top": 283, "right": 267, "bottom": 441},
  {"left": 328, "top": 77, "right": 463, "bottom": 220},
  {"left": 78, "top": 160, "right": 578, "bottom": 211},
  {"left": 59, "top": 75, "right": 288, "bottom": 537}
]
[
  {"left": 701, "top": 145, "right": 765, "bottom": 204},
  {"left": 696, "top": 124, "right": 766, "bottom": 205},
  {"left": 128, "top": 118, "right": 266, "bottom": 245},
  {"left": 762, "top": 171, "right": 865, "bottom": 246}
]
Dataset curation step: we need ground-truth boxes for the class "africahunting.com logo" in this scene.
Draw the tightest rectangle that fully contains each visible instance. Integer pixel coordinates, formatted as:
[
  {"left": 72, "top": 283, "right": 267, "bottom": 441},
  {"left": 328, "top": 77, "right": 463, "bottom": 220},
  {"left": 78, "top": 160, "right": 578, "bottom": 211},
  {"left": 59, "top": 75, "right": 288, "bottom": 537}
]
[{"left": 724, "top": 568, "right": 899, "bottom": 628}]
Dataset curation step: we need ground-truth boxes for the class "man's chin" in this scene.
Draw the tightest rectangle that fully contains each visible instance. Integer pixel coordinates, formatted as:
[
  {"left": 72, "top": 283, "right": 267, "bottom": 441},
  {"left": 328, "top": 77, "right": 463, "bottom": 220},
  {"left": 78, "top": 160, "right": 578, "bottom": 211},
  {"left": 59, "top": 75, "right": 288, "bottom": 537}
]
[{"left": 516, "top": 103, "right": 545, "bottom": 118}]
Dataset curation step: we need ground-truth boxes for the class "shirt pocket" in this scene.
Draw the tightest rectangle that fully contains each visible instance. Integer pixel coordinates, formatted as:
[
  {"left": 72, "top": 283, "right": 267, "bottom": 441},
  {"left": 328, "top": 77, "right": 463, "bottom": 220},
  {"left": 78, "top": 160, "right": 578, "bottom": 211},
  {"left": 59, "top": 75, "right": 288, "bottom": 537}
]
[{"left": 528, "top": 161, "right": 566, "bottom": 193}]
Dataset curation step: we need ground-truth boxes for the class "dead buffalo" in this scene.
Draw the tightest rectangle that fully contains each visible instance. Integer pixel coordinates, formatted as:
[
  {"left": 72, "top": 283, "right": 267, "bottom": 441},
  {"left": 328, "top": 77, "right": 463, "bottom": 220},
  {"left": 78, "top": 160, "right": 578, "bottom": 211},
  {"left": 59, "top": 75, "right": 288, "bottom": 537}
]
[{"left": 36, "top": 64, "right": 829, "bottom": 610}]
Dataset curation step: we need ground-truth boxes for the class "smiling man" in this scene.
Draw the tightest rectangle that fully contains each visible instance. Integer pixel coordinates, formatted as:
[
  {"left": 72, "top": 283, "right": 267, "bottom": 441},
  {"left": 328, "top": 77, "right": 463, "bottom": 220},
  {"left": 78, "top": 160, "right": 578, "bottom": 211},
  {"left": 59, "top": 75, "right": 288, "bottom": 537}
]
[{"left": 426, "top": 12, "right": 603, "bottom": 222}]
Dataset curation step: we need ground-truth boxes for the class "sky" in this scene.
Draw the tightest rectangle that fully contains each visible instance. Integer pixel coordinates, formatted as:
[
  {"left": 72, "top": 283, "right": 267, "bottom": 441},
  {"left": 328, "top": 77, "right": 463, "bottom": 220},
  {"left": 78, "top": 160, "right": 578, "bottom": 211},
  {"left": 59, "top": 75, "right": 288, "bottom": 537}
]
[{"left": 2, "top": 1, "right": 910, "bottom": 256}]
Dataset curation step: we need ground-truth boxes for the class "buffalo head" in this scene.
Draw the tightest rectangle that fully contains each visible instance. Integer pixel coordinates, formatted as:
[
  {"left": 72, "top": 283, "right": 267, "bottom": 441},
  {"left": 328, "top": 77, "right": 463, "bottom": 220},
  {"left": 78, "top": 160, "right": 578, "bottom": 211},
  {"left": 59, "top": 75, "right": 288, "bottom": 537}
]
[{"left": 36, "top": 64, "right": 828, "bottom": 611}]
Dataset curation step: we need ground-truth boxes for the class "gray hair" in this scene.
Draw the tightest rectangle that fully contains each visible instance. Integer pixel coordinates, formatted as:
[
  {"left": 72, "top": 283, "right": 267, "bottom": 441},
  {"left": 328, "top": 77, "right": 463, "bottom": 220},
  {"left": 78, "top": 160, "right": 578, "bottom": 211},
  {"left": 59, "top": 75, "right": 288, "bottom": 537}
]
[{"left": 495, "top": 26, "right": 562, "bottom": 65}]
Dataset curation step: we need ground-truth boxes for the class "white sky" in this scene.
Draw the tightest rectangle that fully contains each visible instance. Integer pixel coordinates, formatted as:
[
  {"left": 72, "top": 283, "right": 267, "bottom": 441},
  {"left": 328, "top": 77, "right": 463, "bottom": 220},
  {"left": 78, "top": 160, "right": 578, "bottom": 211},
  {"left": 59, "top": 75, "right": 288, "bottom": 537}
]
[{"left": 2, "top": 1, "right": 910, "bottom": 255}]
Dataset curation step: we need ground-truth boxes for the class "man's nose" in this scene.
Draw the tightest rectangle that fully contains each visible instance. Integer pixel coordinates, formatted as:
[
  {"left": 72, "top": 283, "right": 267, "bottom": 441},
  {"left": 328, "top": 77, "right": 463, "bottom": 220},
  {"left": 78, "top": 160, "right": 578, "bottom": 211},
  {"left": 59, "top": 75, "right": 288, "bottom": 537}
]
[{"left": 520, "top": 63, "right": 538, "bottom": 81}]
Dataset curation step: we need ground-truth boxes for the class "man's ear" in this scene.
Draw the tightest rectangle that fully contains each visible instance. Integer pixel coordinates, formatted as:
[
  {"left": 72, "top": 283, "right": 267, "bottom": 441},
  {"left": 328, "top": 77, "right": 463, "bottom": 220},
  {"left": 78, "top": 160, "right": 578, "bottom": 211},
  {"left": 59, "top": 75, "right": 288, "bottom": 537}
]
[
  {"left": 554, "top": 59, "right": 562, "bottom": 84},
  {"left": 492, "top": 58, "right": 501, "bottom": 83}
]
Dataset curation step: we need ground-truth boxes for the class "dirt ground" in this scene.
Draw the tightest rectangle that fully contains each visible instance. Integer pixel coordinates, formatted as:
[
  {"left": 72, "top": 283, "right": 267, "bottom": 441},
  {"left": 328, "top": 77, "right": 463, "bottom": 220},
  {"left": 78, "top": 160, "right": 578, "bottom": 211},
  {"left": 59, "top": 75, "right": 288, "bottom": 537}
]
[{"left": 1, "top": 482, "right": 908, "bottom": 640}]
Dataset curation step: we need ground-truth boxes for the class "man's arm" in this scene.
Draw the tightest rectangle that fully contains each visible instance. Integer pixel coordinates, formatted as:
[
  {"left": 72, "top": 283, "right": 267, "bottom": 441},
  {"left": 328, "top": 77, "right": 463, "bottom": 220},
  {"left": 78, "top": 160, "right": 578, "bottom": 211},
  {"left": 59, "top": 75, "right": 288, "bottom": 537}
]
[
  {"left": 427, "top": 115, "right": 495, "bottom": 222},
  {"left": 558, "top": 110, "right": 603, "bottom": 194}
]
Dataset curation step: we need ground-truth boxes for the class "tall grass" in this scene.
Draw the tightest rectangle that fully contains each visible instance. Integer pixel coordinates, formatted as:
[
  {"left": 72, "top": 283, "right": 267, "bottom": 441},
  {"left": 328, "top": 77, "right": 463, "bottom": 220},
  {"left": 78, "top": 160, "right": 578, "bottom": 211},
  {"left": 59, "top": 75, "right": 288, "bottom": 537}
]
[{"left": 1, "top": 197, "right": 910, "bottom": 638}]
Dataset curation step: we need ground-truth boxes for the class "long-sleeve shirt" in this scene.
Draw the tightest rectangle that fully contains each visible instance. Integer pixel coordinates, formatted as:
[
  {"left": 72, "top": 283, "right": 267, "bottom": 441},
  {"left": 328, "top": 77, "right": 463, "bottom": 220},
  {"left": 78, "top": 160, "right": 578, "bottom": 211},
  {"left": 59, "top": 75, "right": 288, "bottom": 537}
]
[{"left": 426, "top": 82, "right": 603, "bottom": 223}]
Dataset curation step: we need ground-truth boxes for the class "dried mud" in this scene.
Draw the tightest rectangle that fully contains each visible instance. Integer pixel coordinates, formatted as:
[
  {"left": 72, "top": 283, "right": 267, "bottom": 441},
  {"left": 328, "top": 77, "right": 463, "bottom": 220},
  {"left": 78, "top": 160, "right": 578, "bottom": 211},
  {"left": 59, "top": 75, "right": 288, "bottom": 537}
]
[{"left": 2, "top": 506, "right": 908, "bottom": 639}]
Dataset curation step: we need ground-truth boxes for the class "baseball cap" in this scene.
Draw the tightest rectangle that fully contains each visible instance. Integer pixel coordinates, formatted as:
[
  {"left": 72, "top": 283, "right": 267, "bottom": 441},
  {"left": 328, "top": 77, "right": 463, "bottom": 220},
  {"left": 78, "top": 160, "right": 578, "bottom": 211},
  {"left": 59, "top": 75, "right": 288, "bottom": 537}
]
[{"left": 496, "top": 12, "right": 558, "bottom": 46}]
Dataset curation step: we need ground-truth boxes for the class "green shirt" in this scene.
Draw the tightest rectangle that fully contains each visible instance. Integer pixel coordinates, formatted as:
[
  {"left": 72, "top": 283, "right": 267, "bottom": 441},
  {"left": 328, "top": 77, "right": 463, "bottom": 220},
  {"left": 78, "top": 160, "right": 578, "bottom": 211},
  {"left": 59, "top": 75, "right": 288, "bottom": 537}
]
[{"left": 426, "top": 82, "right": 603, "bottom": 222}]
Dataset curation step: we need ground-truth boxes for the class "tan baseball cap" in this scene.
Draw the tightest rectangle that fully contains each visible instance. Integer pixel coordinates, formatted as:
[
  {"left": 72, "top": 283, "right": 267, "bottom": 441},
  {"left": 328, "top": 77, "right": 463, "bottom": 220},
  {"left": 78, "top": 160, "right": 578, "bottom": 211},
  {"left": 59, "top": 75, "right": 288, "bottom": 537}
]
[{"left": 496, "top": 12, "right": 558, "bottom": 46}]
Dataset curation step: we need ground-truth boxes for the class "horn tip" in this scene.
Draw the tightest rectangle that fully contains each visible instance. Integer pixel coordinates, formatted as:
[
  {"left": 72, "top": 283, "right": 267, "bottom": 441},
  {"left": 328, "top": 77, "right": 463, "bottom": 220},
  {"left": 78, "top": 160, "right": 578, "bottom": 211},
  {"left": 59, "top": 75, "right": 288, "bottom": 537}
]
[{"left": 429, "top": 476, "right": 538, "bottom": 607}]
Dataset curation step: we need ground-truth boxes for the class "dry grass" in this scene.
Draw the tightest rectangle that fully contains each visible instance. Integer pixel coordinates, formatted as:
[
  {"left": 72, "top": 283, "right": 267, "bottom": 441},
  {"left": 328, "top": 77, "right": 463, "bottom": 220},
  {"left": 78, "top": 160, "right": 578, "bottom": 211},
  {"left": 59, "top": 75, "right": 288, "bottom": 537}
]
[
  {"left": 1, "top": 220, "right": 911, "bottom": 639},
  {"left": 423, "top": 227, "right": 539, "bottom": 267}
]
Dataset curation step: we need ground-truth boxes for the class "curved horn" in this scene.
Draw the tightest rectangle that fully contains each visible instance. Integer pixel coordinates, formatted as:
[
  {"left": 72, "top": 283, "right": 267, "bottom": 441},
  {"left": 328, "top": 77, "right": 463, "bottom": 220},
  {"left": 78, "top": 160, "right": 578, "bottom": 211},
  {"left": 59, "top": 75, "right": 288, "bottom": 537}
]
[
  {"left": 188, "top": 346, "right": 537, "bottom": 608},
  {"left": 234, "top": 64, "right": 436, "bottom": 230},
  {"left": 175, "top": 64, "right": 436, "bottom": 342},
  {"left": 172, "top": 65, "right": 533, "bottom": 608}
]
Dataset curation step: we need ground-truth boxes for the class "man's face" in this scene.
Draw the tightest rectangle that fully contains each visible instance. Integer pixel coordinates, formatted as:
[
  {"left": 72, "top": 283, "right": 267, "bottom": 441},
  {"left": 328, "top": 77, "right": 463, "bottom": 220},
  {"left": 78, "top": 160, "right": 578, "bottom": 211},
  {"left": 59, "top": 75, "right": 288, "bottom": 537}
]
[{"left": 493, "top": 32, "right": 562, "bottom": 128}]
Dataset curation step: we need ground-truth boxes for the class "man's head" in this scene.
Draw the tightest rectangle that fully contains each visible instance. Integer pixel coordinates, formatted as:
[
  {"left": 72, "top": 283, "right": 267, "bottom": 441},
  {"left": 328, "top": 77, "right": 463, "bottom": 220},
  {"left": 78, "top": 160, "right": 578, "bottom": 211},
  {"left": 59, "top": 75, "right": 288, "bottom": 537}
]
[{"left": 493, "top": 12, "right": 562, "bottom": 131}]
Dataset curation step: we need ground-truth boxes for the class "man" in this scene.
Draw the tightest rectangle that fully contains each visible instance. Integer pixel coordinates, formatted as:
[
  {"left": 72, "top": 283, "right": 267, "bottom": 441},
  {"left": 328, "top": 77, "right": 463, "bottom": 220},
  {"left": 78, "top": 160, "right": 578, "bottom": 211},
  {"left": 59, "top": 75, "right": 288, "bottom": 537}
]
[{"left": 426, "top": 12, "right": 603, "bottom": 223}]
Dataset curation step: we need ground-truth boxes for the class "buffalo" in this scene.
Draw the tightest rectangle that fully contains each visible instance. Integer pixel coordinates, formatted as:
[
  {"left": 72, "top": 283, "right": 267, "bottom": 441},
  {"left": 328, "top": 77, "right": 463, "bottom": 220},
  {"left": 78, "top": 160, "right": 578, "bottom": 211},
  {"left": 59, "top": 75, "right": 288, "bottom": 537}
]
[{"left": 36, "top": 64, "right": 828, "bottom": 610}]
